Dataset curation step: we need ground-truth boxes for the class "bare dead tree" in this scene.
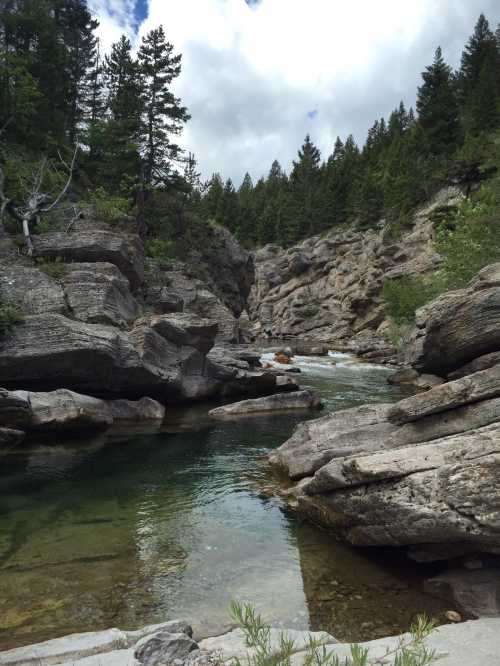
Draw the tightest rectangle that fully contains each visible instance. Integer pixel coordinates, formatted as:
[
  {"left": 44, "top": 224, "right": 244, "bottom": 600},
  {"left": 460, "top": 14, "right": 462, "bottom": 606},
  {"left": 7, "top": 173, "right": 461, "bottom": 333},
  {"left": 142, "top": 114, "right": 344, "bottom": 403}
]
[{"left": 0, "top": 143, "right": 78, "bottom": 255}]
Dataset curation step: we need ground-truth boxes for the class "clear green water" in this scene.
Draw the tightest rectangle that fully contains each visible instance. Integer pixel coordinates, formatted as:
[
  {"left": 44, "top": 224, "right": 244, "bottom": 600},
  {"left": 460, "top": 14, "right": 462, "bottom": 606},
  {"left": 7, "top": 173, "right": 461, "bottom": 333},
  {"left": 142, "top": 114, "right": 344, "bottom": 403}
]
[{"left": 0, "top": 353, "right": 452, "bottom": 650}]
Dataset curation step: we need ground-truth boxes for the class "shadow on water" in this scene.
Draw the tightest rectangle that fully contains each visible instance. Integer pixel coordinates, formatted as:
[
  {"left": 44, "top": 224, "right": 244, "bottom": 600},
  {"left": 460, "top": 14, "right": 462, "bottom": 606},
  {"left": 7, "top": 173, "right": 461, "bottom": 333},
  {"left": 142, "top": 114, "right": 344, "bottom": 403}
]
[{"left": 0, "top": 352, "right": 449, "bottom": 649}]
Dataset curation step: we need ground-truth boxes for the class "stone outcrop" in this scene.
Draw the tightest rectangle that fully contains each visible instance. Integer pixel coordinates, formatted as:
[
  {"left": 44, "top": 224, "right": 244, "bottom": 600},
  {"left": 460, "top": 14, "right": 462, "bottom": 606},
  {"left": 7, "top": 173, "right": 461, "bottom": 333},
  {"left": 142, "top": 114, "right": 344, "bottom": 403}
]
[
  {"left": 269, "top": 262, "right": 500, "bottom": 563},
  {"left": 209, "top": 389, "right": 322, "bottom": 418},
  {"left": 63, "top": 262, "right": 141, "bottom": 327},
  {"left": 271, "top": 368, "right": 500, "bottom": 556},
  {"left": 0, "top": 427, "right": 25, "bottom": 449},
  {"left": 248, "top": 187, "right": 462, "bottom": 355},
  {"left": 2, "top": 619, "right": 500, "bottom": 666},
  {"left": 407, "top": 263, "right": 500, "bottom": 376},
  {"left": 0, "top": 388, "right": 165, "bottom": 435},
  {"left": 0, "top": 219, "right": 294, "bottom": 411},
  {"left": 33, "top": 227, "right": 145, "bottom": 291}
]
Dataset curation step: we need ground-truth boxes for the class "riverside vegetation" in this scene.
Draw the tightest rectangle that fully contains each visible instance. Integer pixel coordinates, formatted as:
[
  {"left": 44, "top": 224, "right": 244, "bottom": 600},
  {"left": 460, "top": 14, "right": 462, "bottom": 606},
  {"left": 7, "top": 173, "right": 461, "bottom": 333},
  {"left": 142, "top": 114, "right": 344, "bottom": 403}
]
[{"left": 229, "top": 602, "right": 438, "bottom": 666}]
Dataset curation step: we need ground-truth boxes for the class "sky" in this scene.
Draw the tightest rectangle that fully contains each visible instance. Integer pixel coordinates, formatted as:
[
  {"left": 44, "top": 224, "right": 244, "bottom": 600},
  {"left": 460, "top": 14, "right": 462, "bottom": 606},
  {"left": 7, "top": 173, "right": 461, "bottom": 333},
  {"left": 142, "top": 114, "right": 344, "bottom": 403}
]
[{"left": 88, "top": 0, "right": 500, "bottom": 185}]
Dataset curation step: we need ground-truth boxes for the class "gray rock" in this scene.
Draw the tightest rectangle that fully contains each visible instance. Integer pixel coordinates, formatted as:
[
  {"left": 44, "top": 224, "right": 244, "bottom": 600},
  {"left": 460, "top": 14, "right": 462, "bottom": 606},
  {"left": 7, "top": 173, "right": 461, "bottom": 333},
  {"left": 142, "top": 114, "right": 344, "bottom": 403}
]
[
  {"left": 425, "top": 568, "right": 500, "bottom": 618},
  {"left": 387, "top": 364, "right": 500, "bottom": 424},
  {"left": 448, "top": 351, "right": 500, "bottom": 380},
  {"left": 198, "top": 628, "right": 336, "bottom": 663},
  {"left": 134, "top": 632, "right": 198, "bottom": 666},
  {"left": 269, "top": 404, "right": 394, "bottom": 479},
  {"left": 12, "top": 389, "right": 113, "bottom": 431},
  {"left": 108, "top": 397, "right": 165, "bottom": 423},
  {"left": 408, "top": 263, "right": 500, "bottom": 375},
  {"left": 209, "top": 390, "right": 322, "bottom": 418},
  {"left": 0, "top": 621, "right": 191, "bottom": 666},
  {"left": 0, "top": 313, "right": 213, "bottom": 401},
  {"left": 63, "top": 262, "right": 140, "bottom": 327},
  {"left": 148, "top": 313, "right": 218, "bottom": 354},
  {"left": 0, "top": 388, "right": 32, "bottom": 426},
  {"left": 0, "top": 265, "right": 67, "bottom": 315},
  {"left": 33, "top": 229, "right": 144, "bottom": 291},
  {"left": 247, "top": 187, "right": 459, "bottom": 344},
  {"left": 299, "top": 423, "right": 500, "bottom": 552},
  {"left": 0, "top": 427, "right": 25, "bottom": 449}
]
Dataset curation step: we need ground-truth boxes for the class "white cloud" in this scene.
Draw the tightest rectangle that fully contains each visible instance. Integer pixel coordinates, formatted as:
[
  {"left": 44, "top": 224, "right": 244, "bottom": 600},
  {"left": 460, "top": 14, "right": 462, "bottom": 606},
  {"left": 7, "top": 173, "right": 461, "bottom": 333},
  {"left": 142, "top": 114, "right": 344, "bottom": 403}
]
[
  {"left": 96, "top": 0, "right": 500, "bottom": 184},
  {"left": 88, "top": 0, "right": 137, "bottom": 50}
]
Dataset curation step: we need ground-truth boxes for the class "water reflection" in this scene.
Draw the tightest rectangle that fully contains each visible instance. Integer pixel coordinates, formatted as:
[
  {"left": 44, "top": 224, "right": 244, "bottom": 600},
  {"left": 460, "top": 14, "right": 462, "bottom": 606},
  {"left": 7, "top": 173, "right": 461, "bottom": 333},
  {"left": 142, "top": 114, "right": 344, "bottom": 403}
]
[{"left": 0, "top": 353, "right": 436, "bottom": 650}]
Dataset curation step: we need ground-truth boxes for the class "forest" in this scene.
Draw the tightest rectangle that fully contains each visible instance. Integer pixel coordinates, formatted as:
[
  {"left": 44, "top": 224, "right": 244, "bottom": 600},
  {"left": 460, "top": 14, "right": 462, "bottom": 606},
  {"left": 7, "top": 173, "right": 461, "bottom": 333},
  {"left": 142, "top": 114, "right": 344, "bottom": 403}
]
[{"left": 1, "top": 2, "right": 500, "bottom": 254}]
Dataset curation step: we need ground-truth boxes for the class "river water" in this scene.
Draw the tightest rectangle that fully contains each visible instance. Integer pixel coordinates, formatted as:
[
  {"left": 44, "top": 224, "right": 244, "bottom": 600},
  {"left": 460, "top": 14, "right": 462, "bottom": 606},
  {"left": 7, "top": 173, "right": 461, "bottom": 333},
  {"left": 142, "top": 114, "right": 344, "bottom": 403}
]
[{"left": 0, "top": 352, "right": 452, "bottom": 650}]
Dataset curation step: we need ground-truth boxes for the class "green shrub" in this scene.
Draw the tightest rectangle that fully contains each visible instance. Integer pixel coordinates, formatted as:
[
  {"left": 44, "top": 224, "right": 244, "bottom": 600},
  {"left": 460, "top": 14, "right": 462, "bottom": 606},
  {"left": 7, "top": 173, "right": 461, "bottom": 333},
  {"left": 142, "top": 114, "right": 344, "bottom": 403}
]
[
  {"left": 229, "top": 601, "right": 438, "bottom": 666},
  {"left": 35, "top": 257, "right": 67, "bottom": 280},
  {"left": 0, "top": 300, "right": 23, "bottom": 337},
  {"left": 145, "top": 238, "right": 175, "bottom": 270},
  {"left": 382, "top": 275, "right": 445, "bottom": 325},
  {"left": 90, "top": 187, "right": 131, "bottom": 224}
]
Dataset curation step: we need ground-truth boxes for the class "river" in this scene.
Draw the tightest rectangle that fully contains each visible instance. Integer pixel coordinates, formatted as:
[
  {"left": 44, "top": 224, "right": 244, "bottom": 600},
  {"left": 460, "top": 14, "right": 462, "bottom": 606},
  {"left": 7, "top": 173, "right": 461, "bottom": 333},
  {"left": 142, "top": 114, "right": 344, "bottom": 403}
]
[{"left": 0, "top": 351, "right": 452, "bottom": 650}]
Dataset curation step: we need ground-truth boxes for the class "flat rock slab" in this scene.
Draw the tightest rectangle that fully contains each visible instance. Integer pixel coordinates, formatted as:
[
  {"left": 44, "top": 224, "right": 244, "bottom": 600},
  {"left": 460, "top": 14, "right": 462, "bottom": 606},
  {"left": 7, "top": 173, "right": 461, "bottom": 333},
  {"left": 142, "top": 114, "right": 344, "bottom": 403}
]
[
  {"left": 0, "top": 621, "right": 191, "bottom": 666},
  {"left": 199, "top": 627, "right": 337, "bottom": 662},
  {"left": 209, "top": 390, "right": 322, "bottom": 419},
  {"left": 33, "top": 230, "right": 144, "bottom": 292}
]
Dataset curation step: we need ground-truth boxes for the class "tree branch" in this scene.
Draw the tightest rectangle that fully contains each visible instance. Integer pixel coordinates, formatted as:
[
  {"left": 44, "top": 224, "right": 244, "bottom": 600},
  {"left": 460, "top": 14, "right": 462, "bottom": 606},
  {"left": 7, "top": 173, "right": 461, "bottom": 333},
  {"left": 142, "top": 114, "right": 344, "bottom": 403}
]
[{"left": 41, "top": 145, "right": 78, "bottom": 213}]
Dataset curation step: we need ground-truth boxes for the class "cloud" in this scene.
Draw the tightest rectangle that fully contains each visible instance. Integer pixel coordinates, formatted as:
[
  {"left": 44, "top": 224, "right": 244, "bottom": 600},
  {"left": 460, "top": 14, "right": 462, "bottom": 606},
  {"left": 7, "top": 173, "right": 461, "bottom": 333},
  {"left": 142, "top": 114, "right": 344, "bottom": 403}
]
[{"left": 97, "top": 1, "right": 500, "bottom": 184}]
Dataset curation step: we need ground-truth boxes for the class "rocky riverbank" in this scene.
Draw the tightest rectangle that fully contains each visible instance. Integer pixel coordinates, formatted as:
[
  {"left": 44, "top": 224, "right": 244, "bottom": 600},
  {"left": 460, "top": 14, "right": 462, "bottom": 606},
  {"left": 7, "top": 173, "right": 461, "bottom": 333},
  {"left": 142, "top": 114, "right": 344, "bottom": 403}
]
[
  {"left": 0, "top": 215, "right": 298, "bottom": 446},
  {"left": 269, "top": 262, "right": 500, "bottom": 618},
  {"left": 1, "top": 617, "right": 499, "bottom": 666}
]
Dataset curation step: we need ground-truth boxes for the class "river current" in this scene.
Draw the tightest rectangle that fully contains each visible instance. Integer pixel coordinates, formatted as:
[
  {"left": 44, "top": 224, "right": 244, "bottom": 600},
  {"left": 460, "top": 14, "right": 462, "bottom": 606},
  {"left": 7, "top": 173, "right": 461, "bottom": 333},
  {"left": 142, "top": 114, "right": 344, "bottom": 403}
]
[{"left": 0, "top": 352, "right": 452, "bottom": 650}]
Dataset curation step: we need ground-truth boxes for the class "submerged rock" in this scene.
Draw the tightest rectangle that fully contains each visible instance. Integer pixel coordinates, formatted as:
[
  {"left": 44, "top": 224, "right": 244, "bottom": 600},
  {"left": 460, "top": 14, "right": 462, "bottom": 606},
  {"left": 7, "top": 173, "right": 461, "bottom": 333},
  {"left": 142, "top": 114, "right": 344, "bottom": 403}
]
[
  {"left": 0, "top": 427, "right": 25, "bottom": 449},
  {"left": 209, "top": 390, "right": 322, "bottom": 418}
]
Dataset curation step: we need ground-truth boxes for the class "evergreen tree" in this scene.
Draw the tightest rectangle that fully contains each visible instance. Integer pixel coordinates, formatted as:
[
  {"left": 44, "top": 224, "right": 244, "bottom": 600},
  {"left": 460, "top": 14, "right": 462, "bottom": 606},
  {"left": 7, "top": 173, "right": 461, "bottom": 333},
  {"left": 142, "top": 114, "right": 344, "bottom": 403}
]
[
  {"left": 217, "top": 178, "right": 239, "bottom": 233},
  {"left": 138, "top": 26, "right": 190, "bottom": 186},
  {"left": 203, "top": 173, "right": 224, "bottom": 220},
  {"left": 289, "top": 134, "right": 322, "bottom": 239},
  {"left": 416, "top": 47, "right": 461, "bottom": 155}
]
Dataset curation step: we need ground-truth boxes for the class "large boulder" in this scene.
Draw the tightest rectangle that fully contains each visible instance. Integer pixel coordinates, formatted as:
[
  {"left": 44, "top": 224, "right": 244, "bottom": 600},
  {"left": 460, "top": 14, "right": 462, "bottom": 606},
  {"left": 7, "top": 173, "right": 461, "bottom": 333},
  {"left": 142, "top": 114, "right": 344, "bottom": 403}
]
[
  {"left": 408, "top": 263, "right": 500, "bottom": 375},
  {"left": 33, "top": 229, "right": 144, "bottom": 291},
  {"left": 0, "top": 265, "right": 67, "bottom": 315},
  {"left": 11, "top": 388, "right": 113, "bottom": 431},
  {"left": 209, "top": 390, "right": 322, "bottom": 419},
  {"left": 148, "top": 313, "right": 218, "bottom": 354},
  {"left": 63, "top": 262, "right": 141, "bottom": 327},
  {"left": 0, "top": 313, "right": 213, "bottom": 401}
]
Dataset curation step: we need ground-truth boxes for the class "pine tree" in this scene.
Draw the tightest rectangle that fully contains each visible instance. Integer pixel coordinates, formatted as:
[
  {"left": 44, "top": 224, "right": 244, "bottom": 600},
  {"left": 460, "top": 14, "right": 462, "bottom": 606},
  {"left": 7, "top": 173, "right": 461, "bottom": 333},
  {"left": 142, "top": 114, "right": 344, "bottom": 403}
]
[
  {"left": 138, "top": 26, "right": 190, "bottom": 186},
  {"left": 289, "top": 134, "right": 322, "bottom": 239},
  {"left": 203, "top": 173, "right": 224, "bottom": 220},
  {"left": 105, "top": 36, "right": 142, "bottom": 131},
  {"left": 416, "top": 47, "right": 461, "bottom": 155},
  {"left": 459, "top": 14, "right": 497, "bottom": 100},
  {"left": 217, "top": 178, "right": 239, "bottom": 233}
]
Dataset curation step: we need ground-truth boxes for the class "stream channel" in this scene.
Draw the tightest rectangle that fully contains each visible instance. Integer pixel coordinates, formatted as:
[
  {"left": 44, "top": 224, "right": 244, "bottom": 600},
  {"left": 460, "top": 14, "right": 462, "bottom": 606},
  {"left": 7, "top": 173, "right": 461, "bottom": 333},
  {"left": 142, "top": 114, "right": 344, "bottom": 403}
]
[{"left": 0, "top": 351, "right": 454, "bottom": 650}]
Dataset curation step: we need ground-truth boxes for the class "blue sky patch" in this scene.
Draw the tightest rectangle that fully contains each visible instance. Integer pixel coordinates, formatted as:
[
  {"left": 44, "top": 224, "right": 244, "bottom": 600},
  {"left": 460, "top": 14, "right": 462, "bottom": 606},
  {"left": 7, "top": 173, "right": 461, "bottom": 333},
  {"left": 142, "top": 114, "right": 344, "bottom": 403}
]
[{"left": 307, "top": 110, "right": 318, "bottom": 120}]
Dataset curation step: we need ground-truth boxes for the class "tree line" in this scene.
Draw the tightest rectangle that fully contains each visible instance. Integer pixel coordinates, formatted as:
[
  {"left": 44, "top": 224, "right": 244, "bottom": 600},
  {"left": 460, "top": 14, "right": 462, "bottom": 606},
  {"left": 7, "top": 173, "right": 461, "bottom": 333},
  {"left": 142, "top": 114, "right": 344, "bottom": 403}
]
[
  {"left": 1, "top": 5, "right": 500, "bottom": 254},
  {"left": 201, "top": 14, "right": 500, "bottom": 247},
  {"left": 0, "top": 0, "right": 193, "bottom": 246}
]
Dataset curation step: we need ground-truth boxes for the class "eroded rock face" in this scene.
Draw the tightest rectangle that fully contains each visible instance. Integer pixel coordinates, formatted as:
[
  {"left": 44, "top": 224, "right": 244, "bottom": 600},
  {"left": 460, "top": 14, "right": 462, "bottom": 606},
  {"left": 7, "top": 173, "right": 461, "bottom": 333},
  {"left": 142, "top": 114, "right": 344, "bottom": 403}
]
[
  {"left": 33, "top": 228, "right": 144, "bottom": 291},
  {"left": 0, "top": 427, "right": 25, "bottom": 449},
  {"left": 0, "top": 265, "right": 67, "bottom": 315},
  {"left": 408, "top": 263, "right": 500, "bottom": 375},
  {"left": 248, "top": 187, "right": 461, "bottom": 349},
  {"left": 63, "top": 262, "right": 141, "bottom": 327}
]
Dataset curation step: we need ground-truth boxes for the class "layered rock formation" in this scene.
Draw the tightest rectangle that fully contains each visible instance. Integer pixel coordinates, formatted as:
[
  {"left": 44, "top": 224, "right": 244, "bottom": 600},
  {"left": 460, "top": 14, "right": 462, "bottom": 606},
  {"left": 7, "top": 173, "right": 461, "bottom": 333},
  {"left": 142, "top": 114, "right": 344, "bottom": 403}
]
[
  {"left": 270, "top": 263, "right": 500, "bottom": 569},
  {"left": 0, "top": 215, "right": 290, "bottom": 442},
  {"left": 248, "top": 187, "right": 462, "bottom": 357}
]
